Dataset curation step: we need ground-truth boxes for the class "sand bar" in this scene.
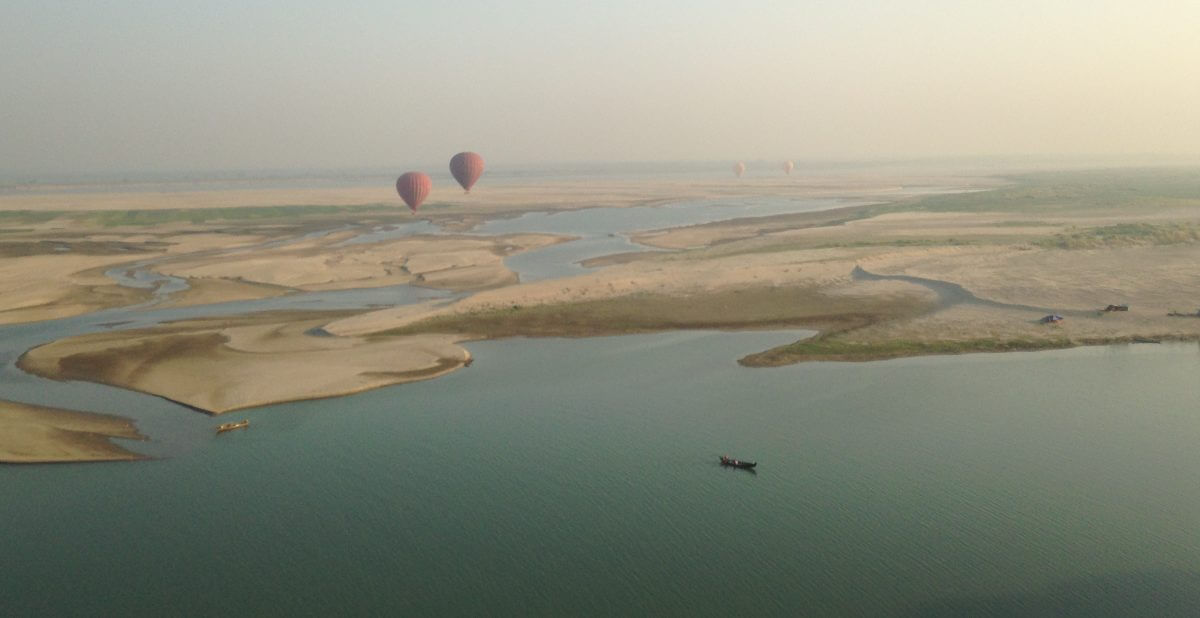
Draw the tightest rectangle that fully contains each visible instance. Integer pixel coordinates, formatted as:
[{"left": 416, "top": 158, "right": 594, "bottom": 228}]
[
  {"left": 0, "top": 400, "right": 147, "bottom": 463},
  {"left": 0, "top": 231, "right": 269, "bottom": 324},
  {"left": 19, "top": 312, "right": 472, "bottom": 414},
  {"left": 156, "top": 233, "right": 568, "bottom": 293}
]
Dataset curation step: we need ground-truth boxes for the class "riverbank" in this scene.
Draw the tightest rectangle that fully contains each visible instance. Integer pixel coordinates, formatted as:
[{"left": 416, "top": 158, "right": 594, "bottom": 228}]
[{"left": 0, "top": 400, "right": 147, "bottom": 463}]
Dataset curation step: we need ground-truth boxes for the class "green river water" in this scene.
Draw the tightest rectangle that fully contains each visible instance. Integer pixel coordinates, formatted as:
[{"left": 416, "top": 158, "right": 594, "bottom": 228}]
[{"left": 4, "top": 331, "right": 1200, "bottom": 616}]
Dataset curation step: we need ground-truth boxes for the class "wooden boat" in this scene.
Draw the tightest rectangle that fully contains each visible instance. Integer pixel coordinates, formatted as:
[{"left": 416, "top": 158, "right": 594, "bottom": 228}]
[
  {"left": 216, "top": 419, "right": 249, "bottom": 434},
  {"left": 720, "top": 455, "right": 757, "bottom": 469}
]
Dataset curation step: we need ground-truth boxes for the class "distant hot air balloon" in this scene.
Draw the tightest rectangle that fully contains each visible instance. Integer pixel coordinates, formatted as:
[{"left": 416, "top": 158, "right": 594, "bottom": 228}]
[
  {"left": 449, "top": 152, "right": 485, "bottom": 193},
  {"left": 395, "top": 172, "right": 432, "bottom": 212},
  {"left": 733, "top": 162, "right": 746, "bottom": 178},
  {"left": 783, "top": 160, "right": 795, "bottom": 175}
]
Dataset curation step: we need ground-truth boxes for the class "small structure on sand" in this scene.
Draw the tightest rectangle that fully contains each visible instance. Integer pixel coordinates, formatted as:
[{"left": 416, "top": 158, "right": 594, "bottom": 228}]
[
  {"left": 1039, "top": 314, "right": 1064, "bottom": 324},
  {"left": 1102, "top": 304, "right": 1129, "bottom": 312}
]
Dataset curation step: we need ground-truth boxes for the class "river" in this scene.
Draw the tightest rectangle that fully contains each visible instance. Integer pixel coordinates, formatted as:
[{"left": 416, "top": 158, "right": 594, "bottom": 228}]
[{"left": 4, "top": 187, "right": 1199, "bottom": 615}]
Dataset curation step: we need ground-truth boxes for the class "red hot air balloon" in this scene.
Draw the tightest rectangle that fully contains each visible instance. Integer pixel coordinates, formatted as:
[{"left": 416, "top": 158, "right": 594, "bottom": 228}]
[
  {"left": 733, "top": 162, "right": 746, "bottom": 178},
  {"left": 395, "top": 172, "right": 432, "bottom": 212},
  {"left": 783, "top": 160, "right": 795, "bottom": 175},
  {"left": 449, "top": 152, "right": 485, "bottom": 193}
]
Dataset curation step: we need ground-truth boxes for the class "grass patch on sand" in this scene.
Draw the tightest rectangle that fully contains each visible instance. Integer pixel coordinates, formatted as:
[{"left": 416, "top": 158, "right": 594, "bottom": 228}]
[
  {"left": 815, "top": 238, "right": 974, "bottom": 249},
  {"left": 81, "top": 204, "right": 390, "bottom": 227},
  {"left": 1033, "top": 222, "right": 1200, "bottom": 249},
  {"left": 0, "top": 204, "right": 397, "bottom": 228},
  {"left": 888, "top": 168, "right": 1200, "bottom": 215},
  {"left": 711, "top": 237, "right": 973, "bottom": 259},
  {"left": 0, "top": 210, "right": 65, "bottom": 224},
  {"left": 740, "top": 335, "right": 1076, "bottom": 365},
  {"left": 378, "top": 286, "right": 935, "bottom": 339},
  {"left": 705, "top": 169, "right": 1200, "bottom": 259}
]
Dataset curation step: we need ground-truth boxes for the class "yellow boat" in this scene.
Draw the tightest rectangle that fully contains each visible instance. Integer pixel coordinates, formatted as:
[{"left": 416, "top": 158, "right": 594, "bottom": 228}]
[{"left": 216, "top": 419, "right": 249, "bottom": 434}]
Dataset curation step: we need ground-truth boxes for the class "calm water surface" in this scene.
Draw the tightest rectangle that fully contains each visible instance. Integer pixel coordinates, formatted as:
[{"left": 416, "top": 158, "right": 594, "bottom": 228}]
[
  {"left": 477, "top": 196, "right": 848, "bottom": 282},
  {"left": 4, "top": 334, "right": 1200, "bottom": 616},
  {"left": 4, "top": 182, "right": 1200, "bottom": 615}
]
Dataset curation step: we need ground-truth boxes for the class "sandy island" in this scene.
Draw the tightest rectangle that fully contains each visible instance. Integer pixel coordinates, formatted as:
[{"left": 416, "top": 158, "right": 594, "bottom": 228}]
[
  {"left": 0, "top": 400, "right": 147, "bottom": 463},
  {"left": 19, "top": 312, "right": 472, "bottom": 414}
]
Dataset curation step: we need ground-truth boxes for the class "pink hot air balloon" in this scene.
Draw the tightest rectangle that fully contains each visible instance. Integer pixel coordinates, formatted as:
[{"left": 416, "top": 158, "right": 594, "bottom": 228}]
[
  {"left": 733, "top": 162, "right": 746, "bottom": 178},
  {"left": 449, "top": 152, "right": 485, "bottom": 193},
  {"left": 783, "top": 160, "right": 795, "bottom": 175},
  {"left": 395, "top": 172, "right": 432, "bottom": 212}
]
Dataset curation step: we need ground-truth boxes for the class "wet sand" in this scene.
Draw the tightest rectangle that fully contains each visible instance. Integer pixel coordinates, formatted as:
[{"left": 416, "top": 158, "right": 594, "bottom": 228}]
[{"left": 0, "top": 400, "right": 147, "bottom": 463}]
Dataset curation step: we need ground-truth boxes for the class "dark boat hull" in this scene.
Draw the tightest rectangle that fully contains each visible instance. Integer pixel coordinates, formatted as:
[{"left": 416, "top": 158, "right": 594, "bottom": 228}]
[{"left": 720, "top": 457, "right": 756, "bottom": 469}]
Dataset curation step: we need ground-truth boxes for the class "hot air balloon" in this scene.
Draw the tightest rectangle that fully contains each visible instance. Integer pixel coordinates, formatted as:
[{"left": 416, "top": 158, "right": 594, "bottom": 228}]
[
  {"left": 783, "top": 160, "right": 795, "bottom": 175},
  {"left": 449, "top": 152, "right": 485, "bottom": 193},
  {"left": 395, "top": 172, "right": 432, "bottom": 212},
  {"left": 733, "top": 162, "right": 746, "bottom": 178}
]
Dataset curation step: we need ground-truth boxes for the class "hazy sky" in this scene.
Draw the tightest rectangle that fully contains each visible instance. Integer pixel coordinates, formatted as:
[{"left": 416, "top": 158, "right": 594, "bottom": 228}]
[{"left": 3, "top": 0, "right": 1199, "bottom": 173}]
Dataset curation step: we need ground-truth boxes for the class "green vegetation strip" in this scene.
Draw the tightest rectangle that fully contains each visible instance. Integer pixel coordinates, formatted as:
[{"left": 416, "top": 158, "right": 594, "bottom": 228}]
[
  {"left": 884, "top": 168, "right": 1200, "bottom": 215},
  {"left": 82, "top": 204, "right": 391, "bottom": 227},
  {"left": 377, "top": 287, "right": 933, "bottom": 340},
  {"left": 1033, "top": 222, "right": 1200, "bottom": 249},
  {"left": 740, "top": 336, "right": 1076, "bottom": 366},
  {"left": 0, "top": 204, "right": 395, "bottom": 228},
  {"left": 0, "top": 210, "right": 63, "bottom": 224}
]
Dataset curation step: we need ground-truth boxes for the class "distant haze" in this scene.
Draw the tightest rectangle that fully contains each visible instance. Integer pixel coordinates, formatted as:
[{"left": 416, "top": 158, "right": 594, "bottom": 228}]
[{"left": 3, "top": 1, "right": 1199, "bottom": 174}]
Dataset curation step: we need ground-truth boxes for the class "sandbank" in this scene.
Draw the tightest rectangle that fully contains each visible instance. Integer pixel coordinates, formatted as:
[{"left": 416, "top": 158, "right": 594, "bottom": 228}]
[
  {"left": 0, "top": 400, "right": 147, "bottom": 463},
  {"left": 156, "top": 277, "right": 294, "bottom": 308},
  {"left": 0, "top": 231, "right": 269, "bottom": 324},
  {"left": 0, "top": 253, "right": 153, "bottom": 325},
  {"left": 155, "top": 232, "right": 570, "bottom": 294},
  {"left": 18, "top": 312, "right": 472, "bottom": 414}
]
